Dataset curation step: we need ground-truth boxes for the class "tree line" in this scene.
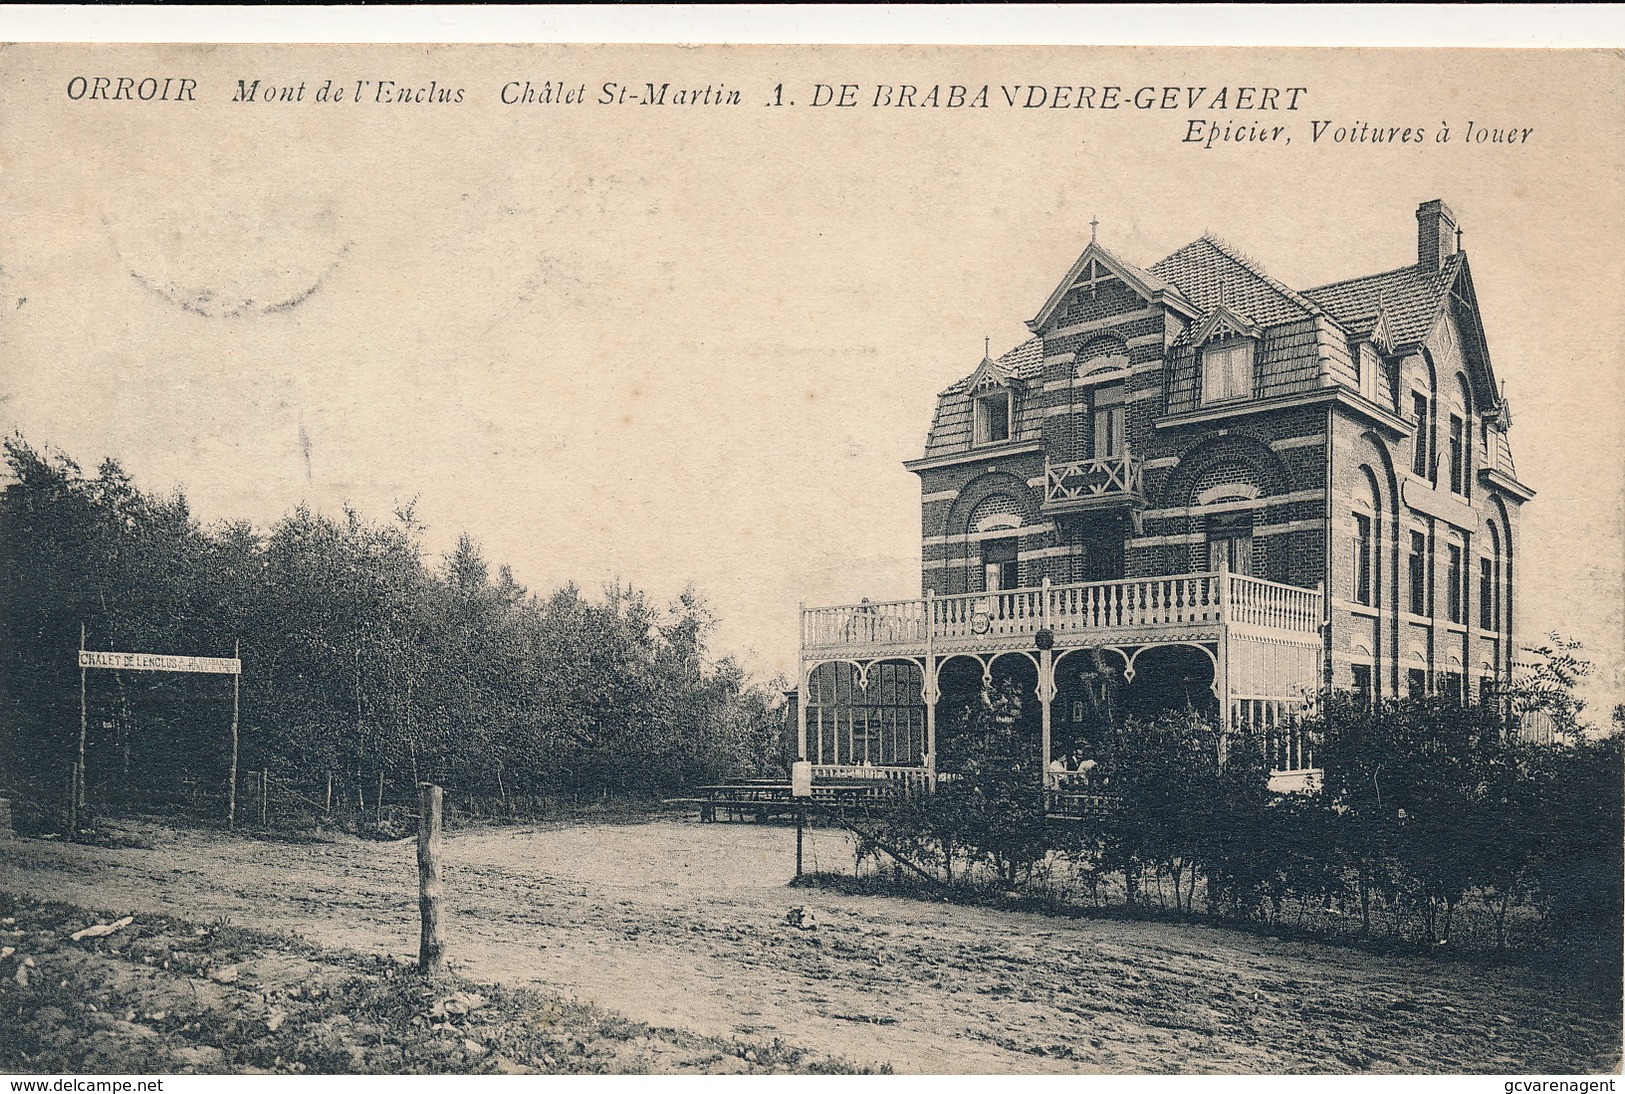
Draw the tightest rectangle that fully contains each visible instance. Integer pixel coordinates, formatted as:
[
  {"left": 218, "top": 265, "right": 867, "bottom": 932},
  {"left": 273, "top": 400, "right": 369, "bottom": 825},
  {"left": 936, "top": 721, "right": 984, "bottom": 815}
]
[{"left": 0, "top": 437, "right": 788, "bottom": 828}]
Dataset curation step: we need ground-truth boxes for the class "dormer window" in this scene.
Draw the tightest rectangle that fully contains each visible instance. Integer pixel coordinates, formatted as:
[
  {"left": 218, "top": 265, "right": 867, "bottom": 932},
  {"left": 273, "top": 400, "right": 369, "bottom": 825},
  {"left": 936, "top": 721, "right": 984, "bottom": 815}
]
[
  {"left": 1201, "top": 339, "right": 1254, "bottom": 404},
  {"left": 1193, "top": 306, "right": 1260, "bottom": 406},
  {"left": 1357, "top": 343, "right": 1381, "bottom": 401},
  {"left": 974, "top": 389, "right": 1012, "bottom": 444}
]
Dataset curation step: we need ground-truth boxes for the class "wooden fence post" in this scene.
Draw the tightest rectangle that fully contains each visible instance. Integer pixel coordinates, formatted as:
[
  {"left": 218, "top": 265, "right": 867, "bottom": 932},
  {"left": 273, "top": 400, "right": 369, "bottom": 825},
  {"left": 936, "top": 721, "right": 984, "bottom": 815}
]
[
  {"left": 228, "top": 641, "right": 240, "bottom": 829},
  {"left": 77, "top": 623, "right": 87, "bottom": 833},
  {"left": 417, "top": 782, "right": 445, "bottom": 975}
]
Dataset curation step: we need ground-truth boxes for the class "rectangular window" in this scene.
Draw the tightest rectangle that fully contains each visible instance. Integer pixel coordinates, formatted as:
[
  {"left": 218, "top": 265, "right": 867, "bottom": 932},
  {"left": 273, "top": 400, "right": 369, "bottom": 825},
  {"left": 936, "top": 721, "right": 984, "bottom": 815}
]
[
  {"left": 1412, "top": 393, "right": 1430, "bottom": 477},
  {"left": 1479, "top": 557, "right": 1495, "bottom": 630},
  {"left": 974, "top": 391, "right": 1011, "bottom": 445},
  {"left": 1201, "top": 340, "right": 1253, "bottom": 403},
  {"left": 1207, "top": 511, "right": 1253, "bottom": 576},
  {"left": 1408, "top": 531, "right": 1428, "bottom": 615},
  {"left": 982, "top": 537, "right": 1019, "bottom": 592},
  {"left": 1090, "top": 384, "right": 1126, "bottom": 459},
  {"left": 1446, "top": 543, "right": 1464, "bottom": 623},
  {"left": 1350, "top": 664, "right": 1372, "bottom": 707},
  {"left": 1439, "top": 671, "right": 1464, "bottom": 704},
  {"left": 1407, "top": 667, "right": 1428, "bottom": 699},
  {"left": 1351, "top": 513, "right": 1373, "bottom": 606},
  {"left": 1449, "top": 414, "right": 1466, "bottom": 495}
]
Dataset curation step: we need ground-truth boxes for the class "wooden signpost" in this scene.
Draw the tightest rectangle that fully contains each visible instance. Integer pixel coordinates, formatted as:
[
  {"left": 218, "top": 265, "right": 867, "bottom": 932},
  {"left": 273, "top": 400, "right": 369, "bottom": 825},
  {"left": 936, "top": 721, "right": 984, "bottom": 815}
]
[{"left": 76, "top": 631, "right": 243, "bottom": 831}]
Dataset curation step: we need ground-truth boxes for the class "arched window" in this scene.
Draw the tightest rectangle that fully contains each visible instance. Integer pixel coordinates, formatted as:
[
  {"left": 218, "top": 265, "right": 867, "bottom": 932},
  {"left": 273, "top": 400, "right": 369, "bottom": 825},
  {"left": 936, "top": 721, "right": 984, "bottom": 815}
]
[
  {"left": 969, "top": 495, "right": 1024, "bottom": 592},
  {"left": 1480, "top": 521, "right": 1501, "bottom": 632},
  {"left": 1450, "top": 374, "right": 1473, "bottom": 498},
  {"left": 1445, "top": 534, "right": 1466, "bottom": 624},
  {"left": 1407, "top": 527, "right": 1429, "bottom": 616},
  {"left": 1351, "top": 471, "right": 1381, "bottom": 608}
]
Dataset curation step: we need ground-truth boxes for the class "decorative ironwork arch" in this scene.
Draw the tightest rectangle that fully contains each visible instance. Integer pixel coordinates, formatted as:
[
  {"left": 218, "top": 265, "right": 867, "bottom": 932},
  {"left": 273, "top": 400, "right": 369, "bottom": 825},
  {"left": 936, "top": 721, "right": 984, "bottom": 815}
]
[
  {"left": 1053, "top": 645, "right": 1131, "bottom": 677},
  {"left": 1123, "top": 641, "right": 1220, "bottom": 697},
  {"left": 804, "top": 655, "right": 927, "bottom": 695}
]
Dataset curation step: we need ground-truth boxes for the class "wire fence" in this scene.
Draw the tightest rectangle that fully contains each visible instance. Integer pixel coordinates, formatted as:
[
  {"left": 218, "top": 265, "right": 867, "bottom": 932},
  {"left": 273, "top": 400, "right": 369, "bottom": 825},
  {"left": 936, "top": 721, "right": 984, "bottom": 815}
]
[{"left": 6, "top": 762, "right": 685, "bottom": 838}]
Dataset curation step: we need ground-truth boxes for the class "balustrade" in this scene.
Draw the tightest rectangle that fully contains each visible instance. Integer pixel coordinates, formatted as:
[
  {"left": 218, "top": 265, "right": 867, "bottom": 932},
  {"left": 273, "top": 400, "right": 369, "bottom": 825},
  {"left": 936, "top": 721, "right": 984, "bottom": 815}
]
[
  {"left": 802, "top": 571, "right": 1321, "bottom": 656},
  {"left": 1042, "top": 453, "right": 1144, "bottom": 507}
]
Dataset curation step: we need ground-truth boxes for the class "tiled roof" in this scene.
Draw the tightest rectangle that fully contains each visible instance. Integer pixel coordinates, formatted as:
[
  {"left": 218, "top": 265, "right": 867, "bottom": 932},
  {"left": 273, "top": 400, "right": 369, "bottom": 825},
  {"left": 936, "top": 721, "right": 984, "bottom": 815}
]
[
  {"left": 1303, "top": 254, "right": 1462, "bottom": 347},
  {"left": 1149, "top": 234, "right": 1322, "bottom": 327},
  {"left": 941, "top": 337, "right": 1044, "bottom": 395},
  {"left": 1094, "top": 243, "right": 1181, "bottom": 300}
]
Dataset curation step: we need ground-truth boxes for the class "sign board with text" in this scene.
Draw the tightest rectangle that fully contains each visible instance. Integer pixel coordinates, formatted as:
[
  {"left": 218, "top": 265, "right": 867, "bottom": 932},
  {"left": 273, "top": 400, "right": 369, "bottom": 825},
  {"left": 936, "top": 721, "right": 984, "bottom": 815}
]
[{"left": 79, "top": 650, "right": 242, "bottom": 675}]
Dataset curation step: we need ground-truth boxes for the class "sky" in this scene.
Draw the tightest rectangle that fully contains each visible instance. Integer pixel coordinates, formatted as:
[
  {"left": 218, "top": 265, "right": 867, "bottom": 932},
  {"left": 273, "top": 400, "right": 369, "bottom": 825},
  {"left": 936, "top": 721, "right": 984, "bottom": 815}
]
[{"left": 2, "top": 42, "right": 1621, "bottom": 712}]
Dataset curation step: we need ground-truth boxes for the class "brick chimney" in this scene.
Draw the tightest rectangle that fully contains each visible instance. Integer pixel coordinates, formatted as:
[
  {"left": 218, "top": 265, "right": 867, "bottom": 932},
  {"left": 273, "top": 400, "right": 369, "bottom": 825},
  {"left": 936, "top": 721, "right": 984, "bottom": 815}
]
[{"left": 1416, "top": 199, "right": 1459, "bottom": 270}]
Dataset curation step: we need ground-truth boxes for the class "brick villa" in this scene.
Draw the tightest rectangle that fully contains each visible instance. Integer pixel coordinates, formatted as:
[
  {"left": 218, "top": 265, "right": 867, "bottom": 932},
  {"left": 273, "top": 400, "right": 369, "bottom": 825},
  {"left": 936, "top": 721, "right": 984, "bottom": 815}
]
[{"left": 793, "top": 199, "right": 1535, "bottom": 794}]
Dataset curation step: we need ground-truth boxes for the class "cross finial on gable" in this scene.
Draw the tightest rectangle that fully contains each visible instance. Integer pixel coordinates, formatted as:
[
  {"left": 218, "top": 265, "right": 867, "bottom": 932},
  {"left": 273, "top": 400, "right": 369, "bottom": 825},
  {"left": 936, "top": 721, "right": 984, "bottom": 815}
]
[
  {"left": 1089, "top": 215, "right": 1100, "bottom": 243},
  {"left": 984, "top": 335, "right": 991, "bottom": 358},
  {"left": 1455, "top": 225, "right": 1464, "bottom": 250}
]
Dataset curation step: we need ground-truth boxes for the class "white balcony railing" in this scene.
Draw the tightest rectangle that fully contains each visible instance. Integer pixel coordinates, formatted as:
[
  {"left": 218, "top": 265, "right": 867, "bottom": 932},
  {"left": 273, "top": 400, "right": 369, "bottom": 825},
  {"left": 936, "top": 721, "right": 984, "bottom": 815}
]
[{"left": 802, "top": 572, "right": 1322, "bottom": 657}]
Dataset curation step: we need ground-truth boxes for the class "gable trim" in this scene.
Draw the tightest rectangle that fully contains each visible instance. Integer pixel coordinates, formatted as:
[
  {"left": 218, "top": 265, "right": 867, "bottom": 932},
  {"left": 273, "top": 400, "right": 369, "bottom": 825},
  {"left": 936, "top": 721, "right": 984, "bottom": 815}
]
[
  {"left": 1027, "top": 243, "right": 1193, "bottom": 333},
  {"left": 1191, "top": 305, "right": 1263, "bottom": 346}
]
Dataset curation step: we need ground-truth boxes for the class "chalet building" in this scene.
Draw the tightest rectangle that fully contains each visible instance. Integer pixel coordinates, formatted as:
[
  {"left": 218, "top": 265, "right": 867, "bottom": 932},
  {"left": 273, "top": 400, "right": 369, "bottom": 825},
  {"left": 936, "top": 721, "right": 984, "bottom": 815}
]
[{"left": 795, "top": 199, "right": 1535, "bottom": 793}]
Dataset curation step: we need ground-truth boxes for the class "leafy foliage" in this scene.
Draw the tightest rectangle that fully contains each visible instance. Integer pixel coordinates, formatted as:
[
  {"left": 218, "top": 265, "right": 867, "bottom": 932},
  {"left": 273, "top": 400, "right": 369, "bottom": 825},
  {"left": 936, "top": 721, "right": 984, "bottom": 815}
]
[
  {"left": 0, "top": 437, "right": 785, "bottom": 823},
  {"left": 932, "top": 680, "right": 1053, "bottom": 886},
  {"left": 857, "top": 669, "right": 1619, "bottom": 968}
]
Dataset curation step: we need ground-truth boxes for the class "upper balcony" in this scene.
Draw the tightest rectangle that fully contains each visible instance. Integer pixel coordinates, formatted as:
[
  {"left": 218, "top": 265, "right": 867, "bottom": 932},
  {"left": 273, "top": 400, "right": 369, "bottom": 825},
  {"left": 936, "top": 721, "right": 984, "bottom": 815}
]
[
  {"left": 801, "top": 571, "right": 1322, "bottom": 662},
  {"left": 1041, "top": 452, "right": 1145, "bottom": 514}
]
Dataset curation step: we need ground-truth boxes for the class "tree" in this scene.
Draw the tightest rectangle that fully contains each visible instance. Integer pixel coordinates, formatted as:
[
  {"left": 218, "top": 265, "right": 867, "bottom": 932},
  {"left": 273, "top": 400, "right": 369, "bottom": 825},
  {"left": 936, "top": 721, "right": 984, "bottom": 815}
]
[
  {"left": 933, "top": 679, "right": 1051, "bottom": 887},
  {"left": 0, "top": 434, "right": 789, "bottom": 828}
]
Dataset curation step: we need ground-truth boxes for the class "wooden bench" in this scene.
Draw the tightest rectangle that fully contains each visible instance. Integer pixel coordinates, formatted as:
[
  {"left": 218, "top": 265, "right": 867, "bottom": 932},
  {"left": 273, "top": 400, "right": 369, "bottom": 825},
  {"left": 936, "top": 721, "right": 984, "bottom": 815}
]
[{"left": 674, "top": 779, "right": 906, "bottom": 823}]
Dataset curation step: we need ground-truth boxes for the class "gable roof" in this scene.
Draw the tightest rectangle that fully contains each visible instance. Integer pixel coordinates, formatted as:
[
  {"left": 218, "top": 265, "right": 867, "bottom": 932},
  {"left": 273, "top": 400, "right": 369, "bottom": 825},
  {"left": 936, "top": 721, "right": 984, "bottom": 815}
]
[
  {"left": 940, "top": 337, "right": 1043, "bottom": 396},
  {"left": 1189, "top": 303, "right": 1264, "bottom": 346},
  {"left": 1302, "top": 253, "right": 1464, "bottom": 348},
  {"left": 1149, "top": 234, "right": 1324, "bottom": 327},
  {"left": 1026, "top": 241, "right": 1193, "bottom": 332},
  {"left": 964, "top": 354, "right": 1014, "bottom": 393}
]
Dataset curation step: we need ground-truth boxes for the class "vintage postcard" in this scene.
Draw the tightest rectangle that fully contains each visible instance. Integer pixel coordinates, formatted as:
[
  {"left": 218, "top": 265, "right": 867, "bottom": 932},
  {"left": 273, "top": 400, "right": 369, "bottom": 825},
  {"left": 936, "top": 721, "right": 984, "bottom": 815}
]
[{"left": 0, "top": 29, "right": 1621, "bottom": 1081}]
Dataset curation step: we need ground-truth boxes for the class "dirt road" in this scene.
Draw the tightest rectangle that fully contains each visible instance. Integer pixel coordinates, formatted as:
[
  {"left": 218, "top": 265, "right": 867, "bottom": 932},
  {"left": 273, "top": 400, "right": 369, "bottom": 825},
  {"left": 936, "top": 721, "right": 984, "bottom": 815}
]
[{"left": 1, "top": 818, "right": 1617, "bottom": 1074}]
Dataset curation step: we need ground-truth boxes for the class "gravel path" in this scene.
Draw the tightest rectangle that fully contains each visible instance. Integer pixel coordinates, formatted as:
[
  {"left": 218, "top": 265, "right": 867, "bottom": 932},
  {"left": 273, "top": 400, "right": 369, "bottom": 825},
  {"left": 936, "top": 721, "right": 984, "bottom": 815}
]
[{"left": 1, "top": 818, "right": 1617, "bottom": 1074}]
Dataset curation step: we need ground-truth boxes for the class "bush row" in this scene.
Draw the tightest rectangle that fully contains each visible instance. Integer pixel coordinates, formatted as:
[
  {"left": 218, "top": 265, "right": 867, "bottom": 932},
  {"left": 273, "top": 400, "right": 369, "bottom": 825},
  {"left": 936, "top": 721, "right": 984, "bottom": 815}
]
[{"left": 859, "top": 682, "right": 1623, "bottom": 967}]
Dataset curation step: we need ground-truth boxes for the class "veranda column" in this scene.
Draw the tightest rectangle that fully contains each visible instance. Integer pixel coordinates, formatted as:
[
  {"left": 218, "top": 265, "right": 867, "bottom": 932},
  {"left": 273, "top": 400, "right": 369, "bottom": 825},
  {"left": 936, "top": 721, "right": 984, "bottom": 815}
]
[
  {"left": 1038, "top": 646, "right": 1055, "bottom": 780},
  {"left": 923, "top": 590, "right": 938, "bottom": 787},
  {"left": 796, "top": 601, "right": 809, "bottom": 762},
  {"left": 1038, "top": 578, "right": 1054, "bottom": 779},
  {"left": 1215, "top": 557, "right": 1232, "bottom": 731}
]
